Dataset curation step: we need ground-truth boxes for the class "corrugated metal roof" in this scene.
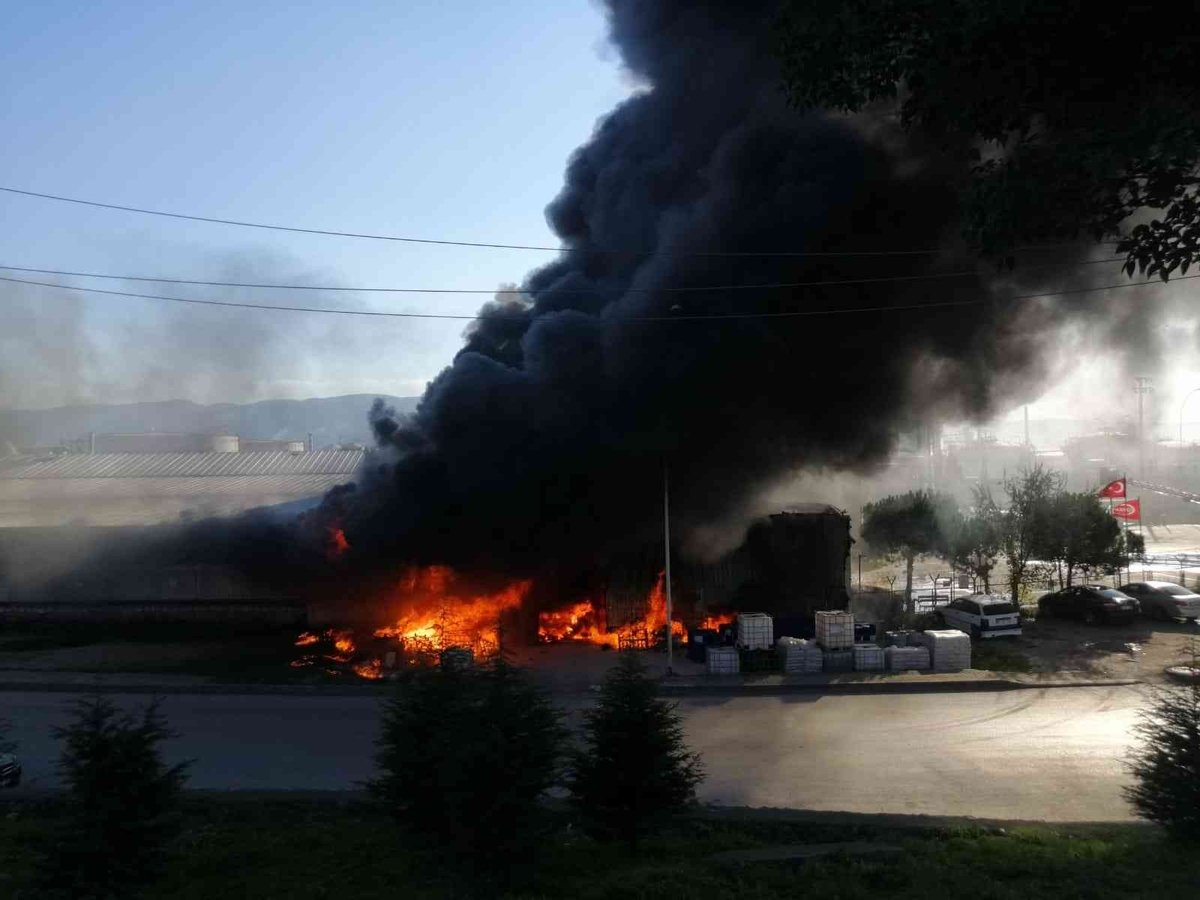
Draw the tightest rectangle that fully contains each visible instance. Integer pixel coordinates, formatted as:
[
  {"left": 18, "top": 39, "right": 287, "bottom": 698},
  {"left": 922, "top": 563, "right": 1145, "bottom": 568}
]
[{"left": 0, "top": 449, "right": 365, "bottom": 480}]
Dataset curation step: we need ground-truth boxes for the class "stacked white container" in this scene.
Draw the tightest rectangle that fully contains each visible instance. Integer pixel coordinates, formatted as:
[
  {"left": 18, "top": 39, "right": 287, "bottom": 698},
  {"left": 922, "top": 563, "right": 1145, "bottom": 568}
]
[
  {"left": 815, "top": 610, "right": 855, "bottom": 650},
  {"left": 777, "top": 637, "right": 823, "bottom": 674},
  {"left": 913, "top": 630, "right": 972, "bottom": 671},
  {"left": 736, "top": 613, "right": 774, "bottom": 650},
  {"left": 852, "top": 644, "right": 885, "bottom": 672},
  {"left": 885, "top": 645, "right": 931, "bottom": 671},
  {"left": 706, "top": 646, "right": 740, "bottom": 675},
  {"left": 822, "top": 649, "right": 854, "bottom": 672}
]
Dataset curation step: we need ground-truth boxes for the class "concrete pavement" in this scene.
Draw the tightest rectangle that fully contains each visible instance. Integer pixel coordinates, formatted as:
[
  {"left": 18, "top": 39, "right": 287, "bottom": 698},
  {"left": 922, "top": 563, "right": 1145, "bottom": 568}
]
[{"left": 1, "top": 684, "right": 1149, "bottom": 821}]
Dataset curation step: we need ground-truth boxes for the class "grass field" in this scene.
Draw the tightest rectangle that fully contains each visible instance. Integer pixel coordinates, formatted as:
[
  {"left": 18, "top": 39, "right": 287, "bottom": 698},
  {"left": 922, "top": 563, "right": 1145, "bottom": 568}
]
[{"left": 1, "top": 794, "right": 1196, "bottom": 899}]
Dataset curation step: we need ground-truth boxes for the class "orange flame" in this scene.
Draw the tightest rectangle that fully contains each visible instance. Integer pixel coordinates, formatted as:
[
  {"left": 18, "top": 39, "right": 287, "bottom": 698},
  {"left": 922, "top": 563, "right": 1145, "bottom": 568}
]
[
  {"left": 372, "top": 565, "right": 529, "bottom": 655},
  {"left": 326, "top": 526, "right": 349, "bottom": 561},
  {"left": 353, "top": 658, "right": 383, "bottom": 680},
  {"left": 537, "top": 599, "right": 621, "bottom": 649},
  {"left": 294, "top": 632, "right": 319, "bottom": 647},
  {"left": 698, "top": 612, "right": 735, "bottom": 631},
  {"left": 537, "top": 571, "right": 697, "bottom": 648}
]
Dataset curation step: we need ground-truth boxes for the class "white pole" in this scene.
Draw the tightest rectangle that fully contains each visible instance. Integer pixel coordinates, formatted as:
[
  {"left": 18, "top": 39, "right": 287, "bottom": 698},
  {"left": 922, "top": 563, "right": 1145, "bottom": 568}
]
[{"left": 664, "top": 462, "right": 674, "bottom": 675}]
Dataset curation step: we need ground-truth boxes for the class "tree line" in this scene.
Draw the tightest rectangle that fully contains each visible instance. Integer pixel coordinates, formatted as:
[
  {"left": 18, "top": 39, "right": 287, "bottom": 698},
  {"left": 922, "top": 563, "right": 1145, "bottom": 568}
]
[{"left": 862, "top": 467, "right": 1144, "bottom": 607}]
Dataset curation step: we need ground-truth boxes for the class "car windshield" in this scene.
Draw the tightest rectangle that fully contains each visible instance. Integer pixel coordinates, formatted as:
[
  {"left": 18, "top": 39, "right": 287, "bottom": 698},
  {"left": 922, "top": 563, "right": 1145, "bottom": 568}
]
[
  {"left": 1158, "top": 584, "right": 1196, "bottom": 597},
  {"left": 1099, "top": 590, "right": 1131, "bottom": 600},
  {"left": 982, "top": 603, "right": 1018, "bottom": 615}
]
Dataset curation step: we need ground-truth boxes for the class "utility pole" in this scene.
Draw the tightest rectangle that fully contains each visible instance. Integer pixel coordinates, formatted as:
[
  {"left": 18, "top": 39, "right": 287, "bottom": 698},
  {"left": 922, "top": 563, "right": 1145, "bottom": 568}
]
[
  {"left": 1135, "top": 376, "right": 1153, "bottom": 480},
  {"left": 663, "top": 462, "right": 674, "bottom": 676}
]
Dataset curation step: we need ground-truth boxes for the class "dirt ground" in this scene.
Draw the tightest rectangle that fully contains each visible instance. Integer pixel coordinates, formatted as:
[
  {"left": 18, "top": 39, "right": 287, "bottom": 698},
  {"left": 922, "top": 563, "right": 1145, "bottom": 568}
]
[
  {"left": 997, "top": 616, "right": 1200, "bottom": 682},
  {"left": 3, "top": 614, "right": 1197, "bottom": 686}
]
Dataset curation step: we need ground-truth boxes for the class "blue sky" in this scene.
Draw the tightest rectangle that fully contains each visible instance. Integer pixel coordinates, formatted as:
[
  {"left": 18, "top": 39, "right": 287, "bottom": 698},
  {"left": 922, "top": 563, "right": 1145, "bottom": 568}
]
[{"left": 1, "top": 0, "right": 629, "bottom": 407}]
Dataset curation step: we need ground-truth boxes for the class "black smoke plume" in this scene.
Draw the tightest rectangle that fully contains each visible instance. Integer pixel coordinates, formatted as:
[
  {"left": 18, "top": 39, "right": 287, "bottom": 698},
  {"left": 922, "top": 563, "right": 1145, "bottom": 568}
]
[
  {"left": 335, "top": 0, "right": 1063, "bottom": 577},
  {"left": 26, "top": 0, "right": 1090, "bottom": 598}
]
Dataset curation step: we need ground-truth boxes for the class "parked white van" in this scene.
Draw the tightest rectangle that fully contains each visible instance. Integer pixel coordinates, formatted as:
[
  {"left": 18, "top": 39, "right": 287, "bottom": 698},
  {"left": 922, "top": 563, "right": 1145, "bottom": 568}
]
[{"left": 938, "top": 593, "right": 1022, "bottom": 638}]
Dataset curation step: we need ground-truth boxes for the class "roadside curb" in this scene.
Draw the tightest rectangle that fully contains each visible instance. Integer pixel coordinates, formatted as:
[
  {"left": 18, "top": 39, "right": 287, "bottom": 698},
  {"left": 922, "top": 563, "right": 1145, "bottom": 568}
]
[
  {"left": 654, "top": 677, "right": 1142, "bottom": 697},
  {"left": 0, "top": 675, "right": 1141, "bottom": 697}
]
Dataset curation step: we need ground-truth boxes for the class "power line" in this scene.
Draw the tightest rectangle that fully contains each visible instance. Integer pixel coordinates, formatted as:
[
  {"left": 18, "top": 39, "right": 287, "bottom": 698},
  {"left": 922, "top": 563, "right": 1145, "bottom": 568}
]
[
  {"left": 0, "top": 185, "right": 1124, "bottom": 256},
  {"left": 0, "top": 257, "right": 1126, "bottom": 295},
  {"left": 1, "top": 271, "right": 1193, "bottom": 321}
]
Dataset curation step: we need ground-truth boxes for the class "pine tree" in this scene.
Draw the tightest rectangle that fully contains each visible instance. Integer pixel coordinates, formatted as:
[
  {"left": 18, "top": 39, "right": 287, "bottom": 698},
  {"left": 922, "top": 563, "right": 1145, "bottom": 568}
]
[
  {"left": 569, "top": 653, "right": 703, "bottom": 851},
  {"left": 1126, "top": 655, "right": 1200, "bottom": 839},
  {"left": 367, "top": 658, "right": 565, "bottom": 879},
  {"left": 38, "top": 694, "right": 190, "bottom": 899}
]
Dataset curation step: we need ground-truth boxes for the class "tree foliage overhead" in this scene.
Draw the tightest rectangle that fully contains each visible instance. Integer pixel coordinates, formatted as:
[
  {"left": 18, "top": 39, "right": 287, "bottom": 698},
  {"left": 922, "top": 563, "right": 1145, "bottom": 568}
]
[
  {"left": 568, "top": 653, "right": 703, "bottom": 852},
  {"left": 777, "top": 1, "right": 1200, "bottom": 278}
]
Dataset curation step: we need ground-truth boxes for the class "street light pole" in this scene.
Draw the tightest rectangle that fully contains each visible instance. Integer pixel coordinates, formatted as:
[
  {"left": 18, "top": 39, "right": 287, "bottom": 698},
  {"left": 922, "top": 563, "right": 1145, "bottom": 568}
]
[{"left": 1135, "top": 376, "right": 1153, "bottom": 480}]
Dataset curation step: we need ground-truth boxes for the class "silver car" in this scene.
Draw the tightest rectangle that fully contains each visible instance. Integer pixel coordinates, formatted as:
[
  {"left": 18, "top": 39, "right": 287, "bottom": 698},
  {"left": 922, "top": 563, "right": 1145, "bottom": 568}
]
[{"left": 1121, "top": 581, "right": 1200, "bottom": 622}]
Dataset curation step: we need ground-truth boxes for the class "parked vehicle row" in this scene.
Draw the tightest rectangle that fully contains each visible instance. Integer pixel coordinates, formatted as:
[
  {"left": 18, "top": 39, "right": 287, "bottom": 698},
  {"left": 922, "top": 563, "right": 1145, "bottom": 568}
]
[
  {"left": 936, "top": 579, "right": 1200, "bottom": 636},
  {"left": 1037, "top": 585, "right": 1139, "bottom": 625}
]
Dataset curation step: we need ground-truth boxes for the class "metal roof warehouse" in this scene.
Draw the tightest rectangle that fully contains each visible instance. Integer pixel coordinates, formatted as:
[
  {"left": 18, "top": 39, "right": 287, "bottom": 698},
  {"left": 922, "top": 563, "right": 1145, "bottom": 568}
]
[{"left": 0, "top": 449, "right": 364, "bottom": 528}]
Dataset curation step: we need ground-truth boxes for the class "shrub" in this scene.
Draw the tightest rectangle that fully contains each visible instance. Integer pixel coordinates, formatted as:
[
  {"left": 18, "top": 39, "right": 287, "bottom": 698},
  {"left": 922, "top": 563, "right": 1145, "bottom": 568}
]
[
  {"left": 1126, "top": 667, "right": 1200, "bottom": 840},
  {"left": 367, "top": 658, "right": 564, "bottom": 879},
  {"left": 37, "top": 694, "right": 190, "bottom": 898},
  {"left": 569, "top": 653, "right": 703, "bottom": 851}
]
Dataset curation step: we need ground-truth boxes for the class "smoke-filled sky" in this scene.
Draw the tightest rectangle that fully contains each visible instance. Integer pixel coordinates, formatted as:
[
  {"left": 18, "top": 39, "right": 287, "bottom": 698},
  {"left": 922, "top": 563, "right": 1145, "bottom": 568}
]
[{"left": 2, "top": 0, "right": 1198, "bottom": 439}]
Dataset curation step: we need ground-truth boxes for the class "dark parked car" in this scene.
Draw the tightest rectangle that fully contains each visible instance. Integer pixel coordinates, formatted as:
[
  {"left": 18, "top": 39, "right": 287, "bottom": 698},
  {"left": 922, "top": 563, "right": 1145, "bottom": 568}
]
[
  {"left": 0, "top": 754, "right": 20, "bottom": 788},
  {"left": 1037, "top": 586, "right": 1139, "bottom": 624},
  {"left": 1119, "top": 581, "right": 1200, "bottom": 622}
]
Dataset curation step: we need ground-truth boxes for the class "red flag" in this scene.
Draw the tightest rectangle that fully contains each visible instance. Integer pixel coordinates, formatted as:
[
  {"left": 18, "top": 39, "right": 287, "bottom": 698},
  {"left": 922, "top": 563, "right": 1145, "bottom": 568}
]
[
  {"left": 1112, "top": 499, "right": 1141, "bottom": 521},
  {"left": 1099, "top": 478, "right": 1126, "bottom": 499}
]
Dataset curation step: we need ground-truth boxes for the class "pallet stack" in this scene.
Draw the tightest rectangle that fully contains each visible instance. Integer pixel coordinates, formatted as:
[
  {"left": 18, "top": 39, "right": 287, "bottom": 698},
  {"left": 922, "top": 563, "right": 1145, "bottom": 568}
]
[
  {"left": 913, "top": 630, "right": 971, "bottom": 671},
  {"left": 777, "top": 637, "right": 823, "bottom": 674},
  {"left": 706, "top": 646, "right": 740, "bottom": 675},
  {"left": 736, "top": 613, "right": 774, "bottom": 650},
  {"left": 822, "top": 649, "right": 854, "bottom": 672},
  {"left": 815, "top": 610, "right": 855, "bottom": 650},
  {"left": 852, "top": 644, "right": 885, "bottom": 672},
  {"left": 884, "top": 645, "right": 931, "bottom": 671}
]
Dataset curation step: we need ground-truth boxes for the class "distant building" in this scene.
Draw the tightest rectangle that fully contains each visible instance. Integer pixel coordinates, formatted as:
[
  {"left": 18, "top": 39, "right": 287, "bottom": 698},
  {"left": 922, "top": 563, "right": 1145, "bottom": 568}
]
[{"left": 0, "top": 448, "right": 363, "bottom": 528}]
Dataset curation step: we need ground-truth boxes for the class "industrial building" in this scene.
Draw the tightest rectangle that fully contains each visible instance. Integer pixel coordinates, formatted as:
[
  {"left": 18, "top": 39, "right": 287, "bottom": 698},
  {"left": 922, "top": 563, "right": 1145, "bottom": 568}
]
[
  {"left": 0, "top": 435, "right": 363, "bottom": 528},
  {"left": 0, "top": 433, "right": 363, "bottom": 623}
]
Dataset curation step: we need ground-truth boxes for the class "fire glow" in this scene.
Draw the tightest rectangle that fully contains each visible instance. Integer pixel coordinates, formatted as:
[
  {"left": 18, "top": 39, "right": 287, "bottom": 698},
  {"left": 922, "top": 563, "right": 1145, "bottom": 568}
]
[{"left": 372, "top": 565, "right": 529, "bottom": 654}]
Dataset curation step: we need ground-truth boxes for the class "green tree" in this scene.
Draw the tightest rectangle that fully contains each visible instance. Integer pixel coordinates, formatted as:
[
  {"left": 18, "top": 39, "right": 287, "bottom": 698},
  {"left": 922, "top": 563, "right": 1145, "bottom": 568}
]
[
  {"left": 776, "top": 1, "right": 1200, "bottom": 278},
  {"left": 367, "top": 659, "right": 565, "bottom": 881},
  {"left": 999, "top": 467, "right": 1061, "bottom": 602},
  {"left": 1126, "top": 662, "right": 1200, "bottom": 840},
  {"left": 862, "top": 490, "right": 957, "bottom": 610},
  {"left": 949, "top": 486, "right": 1002, "bottom": 592},
  {"left": 37, "top": 695, "right": 190, "bottom": 899},
  {"left": 568, "top": 653, "right": 703, "bottom": 852},
  {"left": 1040, "top": 491, "right": 1133, "bottom": 587}
]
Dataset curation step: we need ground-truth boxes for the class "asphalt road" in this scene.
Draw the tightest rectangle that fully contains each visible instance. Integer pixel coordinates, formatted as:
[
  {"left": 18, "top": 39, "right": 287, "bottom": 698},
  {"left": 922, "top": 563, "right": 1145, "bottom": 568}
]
[{"left": 1, "top": 685, "right": 1147, "bottom": 821}]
